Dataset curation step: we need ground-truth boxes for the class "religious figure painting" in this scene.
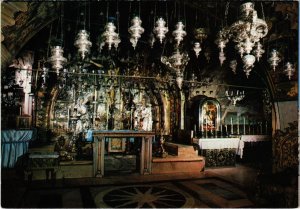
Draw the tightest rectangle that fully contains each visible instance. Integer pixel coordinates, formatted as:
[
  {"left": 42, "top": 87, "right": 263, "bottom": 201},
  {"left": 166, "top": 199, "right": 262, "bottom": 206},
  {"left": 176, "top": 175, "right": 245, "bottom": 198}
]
[
  {"left": 200, "top": 99, "right": 220, "bottom": 132},
  {"left": 108, "top": 138, "right": 126, "bottom": 152}
]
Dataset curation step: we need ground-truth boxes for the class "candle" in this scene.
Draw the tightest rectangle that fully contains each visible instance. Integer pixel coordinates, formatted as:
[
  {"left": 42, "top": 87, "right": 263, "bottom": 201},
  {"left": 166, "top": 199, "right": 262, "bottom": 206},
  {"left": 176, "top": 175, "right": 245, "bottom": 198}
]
[
  {"left": 206, "top": 119, "right": 208, "bottom": 138},
  {"left": 237, "top": 116, "right": 239, "bottom": 135},
  {"left": 220, "top": 121, "right": 223, "bottom": 134},
  {"left": 248, "top": 120, "right": 251, "bottom": 134},
  {"left": 260, "top": 122, "right": 262, "bottom": 134},
  {"left": 225, "top": 124, "right": 228, "bottom": 133},
  {"left": 243, "top": 117, "right": 246, "bottom": 135},
  {"left": 266, "top": 121, "right": 268, "bottom": 134},
  {"left": 230, "top": 117, "right": 233, "bottom": 134},
  {"left": 67, "top": 108, "right": 70, "bottom": 130},
  {"left": 191, "top": 130, "right": 194, "bottom": 139}
]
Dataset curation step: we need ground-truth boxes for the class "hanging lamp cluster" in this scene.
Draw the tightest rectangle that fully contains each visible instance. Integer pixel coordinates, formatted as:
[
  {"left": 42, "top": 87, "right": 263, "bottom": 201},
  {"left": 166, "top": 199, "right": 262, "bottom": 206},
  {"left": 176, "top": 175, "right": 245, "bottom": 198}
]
[
  {"left": 46, "top": 2, "right": 296, "bottom": 82},
  {"left": 216, "top": 2, "right": 268, "bottom": 77}
]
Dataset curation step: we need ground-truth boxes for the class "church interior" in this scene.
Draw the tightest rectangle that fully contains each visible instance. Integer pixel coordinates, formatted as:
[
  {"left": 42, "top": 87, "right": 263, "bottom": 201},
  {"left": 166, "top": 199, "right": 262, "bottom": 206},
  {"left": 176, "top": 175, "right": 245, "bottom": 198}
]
[{"left": 1, "top": 1, "right": 298, "bottom": 208}]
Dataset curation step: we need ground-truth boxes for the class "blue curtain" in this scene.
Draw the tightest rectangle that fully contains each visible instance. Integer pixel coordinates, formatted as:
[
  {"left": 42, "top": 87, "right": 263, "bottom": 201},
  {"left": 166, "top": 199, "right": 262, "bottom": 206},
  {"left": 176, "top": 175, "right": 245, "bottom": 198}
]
[{"left": 1, "top": 129, "right": 36, "bottom": 168}]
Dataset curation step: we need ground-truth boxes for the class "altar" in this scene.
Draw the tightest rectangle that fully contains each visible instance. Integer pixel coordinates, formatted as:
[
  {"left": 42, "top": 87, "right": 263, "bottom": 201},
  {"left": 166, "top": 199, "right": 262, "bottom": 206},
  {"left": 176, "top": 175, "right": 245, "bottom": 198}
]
[
  {"left": 1, "top": 129, "right": 37, "bottom": 168},
  {"left": 92, "top": 130, "right": 155, "bottom": 177},
  {"left": 192, "top": 138, "right": 241, "bottom": 167},
  {"left": 239, "top": 135, "right": 271, "bottom": 164}
]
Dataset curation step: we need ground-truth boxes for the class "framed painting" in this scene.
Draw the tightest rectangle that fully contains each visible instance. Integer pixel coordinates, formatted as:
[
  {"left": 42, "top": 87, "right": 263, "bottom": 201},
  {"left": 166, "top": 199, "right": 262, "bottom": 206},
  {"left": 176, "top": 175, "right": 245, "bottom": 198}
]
[
  {"left": 16, "top": 115, "right": 32, "bottom": 129},
  {"left": 108, "top": 138, "right": 126, "bottom": 152}
]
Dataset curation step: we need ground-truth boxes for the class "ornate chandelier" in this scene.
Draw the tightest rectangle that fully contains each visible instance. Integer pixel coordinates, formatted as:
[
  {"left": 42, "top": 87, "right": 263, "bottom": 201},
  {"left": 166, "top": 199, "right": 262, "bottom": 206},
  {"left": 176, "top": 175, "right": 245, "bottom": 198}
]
[
  {"left": 153, "top": 17, "right": 169, "bottom": 44},
  {"left": 74, "top": 29, "right": 92, "bottom": 59},
  {"left": 172, "top": 21, "right": 186, "bottom": 47},
  {"left": 128, "top": 16, "right": 144, "bottom": 49},
  {"left": 49, "top": 46, "right": 67, "bottom": 75},
  {"left": 216, "top": 2, "right": 268, "bottom": 77}
]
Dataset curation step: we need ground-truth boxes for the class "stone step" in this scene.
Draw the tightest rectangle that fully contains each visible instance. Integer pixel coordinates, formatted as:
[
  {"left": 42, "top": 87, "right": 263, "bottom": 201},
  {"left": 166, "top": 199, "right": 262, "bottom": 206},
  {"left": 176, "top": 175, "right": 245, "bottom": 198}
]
[
  {"left": 164, "top": 142, "right": 198, "bottom": 157},
  {"left": 152, "top": 155, "right": 205, "bottom": 174}
]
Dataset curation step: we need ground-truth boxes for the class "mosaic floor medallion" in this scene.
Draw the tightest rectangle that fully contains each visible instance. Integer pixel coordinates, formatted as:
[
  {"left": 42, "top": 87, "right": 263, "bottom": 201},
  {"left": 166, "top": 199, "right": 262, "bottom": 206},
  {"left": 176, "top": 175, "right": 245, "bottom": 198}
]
[{"left": 94, "top": 185, "right": 195, "bottom": 208}]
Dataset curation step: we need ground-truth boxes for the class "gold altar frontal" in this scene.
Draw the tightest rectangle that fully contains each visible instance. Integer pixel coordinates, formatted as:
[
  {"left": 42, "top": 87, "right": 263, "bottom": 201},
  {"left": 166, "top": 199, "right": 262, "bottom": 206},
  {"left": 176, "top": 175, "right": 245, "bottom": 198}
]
[{"left": 93, "top": 130, "right": 155, "bottom": 177}]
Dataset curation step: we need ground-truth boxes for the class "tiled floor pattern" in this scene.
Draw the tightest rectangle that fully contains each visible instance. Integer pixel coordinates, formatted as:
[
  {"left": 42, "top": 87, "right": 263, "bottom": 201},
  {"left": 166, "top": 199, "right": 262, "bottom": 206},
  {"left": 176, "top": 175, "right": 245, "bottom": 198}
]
[{"left": 19, "top": 177, "right": 253, "bottom": 208}]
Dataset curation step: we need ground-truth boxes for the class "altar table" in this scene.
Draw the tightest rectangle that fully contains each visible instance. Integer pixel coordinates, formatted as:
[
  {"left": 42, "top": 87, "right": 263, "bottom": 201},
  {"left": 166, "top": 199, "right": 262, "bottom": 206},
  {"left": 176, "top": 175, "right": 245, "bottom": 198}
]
[
  {"left": 93, "top": 130, "right": 155, "bottom": 177},
  {"left": 192, "top": 138, "right": 241, "bottom": 167}
]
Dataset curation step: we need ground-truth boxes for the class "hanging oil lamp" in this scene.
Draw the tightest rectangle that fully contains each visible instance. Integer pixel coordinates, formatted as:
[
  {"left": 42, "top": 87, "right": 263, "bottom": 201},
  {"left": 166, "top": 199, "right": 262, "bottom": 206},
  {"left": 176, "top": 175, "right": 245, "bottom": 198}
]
[
  {"left": 49, "top": 46, "right": 67, "bottom": 75},
  {"left": 284, "top": 62, "right": 295, "bottom": 80},
  {"left": 268, "top": 49, "right": 281, "bottom": 71},
  {"left": 101, "top": 22, "right": 120, "bottom": 50},
  {"left": 128, "top": 16, "right": 144, "bottom": 49},
  {"left": 230, "top": 60, "right": 237, "bottom": 74},
  {"left": 172, "top": 21, "right": 186, "bottom": 47},
  {"left": 242, "top": 54, "right": 256, "bottom": 78},
  {"left": 153, "top": 17, "right": 168, "bottom": 44},
  {"left": 253, "top": 42, "right": 264, "bottom": 61},
  {"left": 74, "top": 29, "right": 92, "bottom": 60},
  {"left": 193, "top": 42, "right": 201, "bottom": 58},
  {"left": 148, "top": 33, "right": 156, "bottom": 48}
]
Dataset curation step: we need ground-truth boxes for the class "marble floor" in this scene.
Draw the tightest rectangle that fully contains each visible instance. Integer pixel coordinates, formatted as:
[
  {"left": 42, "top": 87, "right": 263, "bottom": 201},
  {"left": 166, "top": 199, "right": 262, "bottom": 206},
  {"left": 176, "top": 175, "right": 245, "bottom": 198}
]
[{"left": 1, "top": 164, "right": 261, "bottom": 208}]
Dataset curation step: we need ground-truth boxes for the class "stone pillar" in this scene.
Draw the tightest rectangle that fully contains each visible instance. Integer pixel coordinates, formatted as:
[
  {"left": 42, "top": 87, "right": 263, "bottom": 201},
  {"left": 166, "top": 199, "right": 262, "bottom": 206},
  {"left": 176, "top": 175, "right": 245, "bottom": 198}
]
[{"left": 93, "top": 136, "right": 105, "bottom": 177}]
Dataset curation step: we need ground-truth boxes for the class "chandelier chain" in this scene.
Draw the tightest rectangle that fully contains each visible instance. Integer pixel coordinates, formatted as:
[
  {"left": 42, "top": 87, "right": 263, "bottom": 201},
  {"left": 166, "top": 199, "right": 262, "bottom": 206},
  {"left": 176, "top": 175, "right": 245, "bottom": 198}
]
[
  {"left": 225, "top": 2, "right": 229, "bottom": 26},
  {"left": 261, "top": 2, "right": 265, "bottom": 20}
]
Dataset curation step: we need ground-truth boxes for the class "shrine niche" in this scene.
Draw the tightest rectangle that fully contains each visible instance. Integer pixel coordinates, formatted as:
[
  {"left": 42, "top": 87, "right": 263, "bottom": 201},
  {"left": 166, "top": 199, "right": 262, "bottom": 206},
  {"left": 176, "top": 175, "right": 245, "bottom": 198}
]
[{"left": 199, "top": 99, "right": 221, "bottom": 135}]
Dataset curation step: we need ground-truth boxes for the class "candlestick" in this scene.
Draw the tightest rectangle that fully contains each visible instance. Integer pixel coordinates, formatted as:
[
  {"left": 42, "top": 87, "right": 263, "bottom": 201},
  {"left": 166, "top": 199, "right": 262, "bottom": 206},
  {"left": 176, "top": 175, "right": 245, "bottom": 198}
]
[
  {"left": 67, "top": 108, "right": 70, "bottom": 130},
  {"left": 206, "top": 119, "right": 208, "bottom": 138},
  {"left": 19, "top": 106, "right": 22, "bottom": 116},
  {"left": 243, "top": 117, "right": 246, "bottom": 135},
  {"left": 260, "top": 122, "right": 262, "bottom": 134},
  {"left": 220, "top": 121, "right": 223, "bottom": 134},
  {"left": 237, "top": 116, "right": 240, "bottom": 135},
  {"left": 248, "top": 120, "right": 251, "bottom": 134},
  {"left": 265, "top": 121, "right": 268, "bottom": 134},
  {"left": 230, "top": 117, "right": 233, "bottom": 134}
]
